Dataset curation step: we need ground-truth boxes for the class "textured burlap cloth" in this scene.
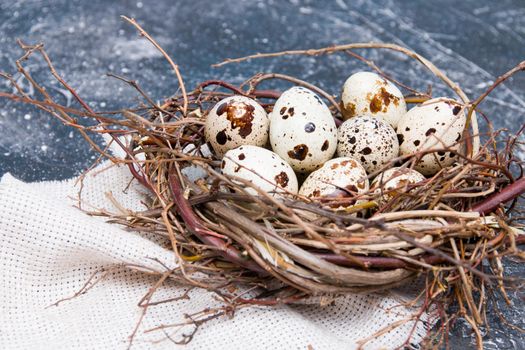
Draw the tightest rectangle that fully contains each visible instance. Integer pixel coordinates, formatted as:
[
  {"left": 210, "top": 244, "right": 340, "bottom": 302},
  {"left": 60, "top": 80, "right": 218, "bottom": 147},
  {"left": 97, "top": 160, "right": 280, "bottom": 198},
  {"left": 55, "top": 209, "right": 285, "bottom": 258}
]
[{"left": 0, "top": 158, "right": 433, "bottom": 349}]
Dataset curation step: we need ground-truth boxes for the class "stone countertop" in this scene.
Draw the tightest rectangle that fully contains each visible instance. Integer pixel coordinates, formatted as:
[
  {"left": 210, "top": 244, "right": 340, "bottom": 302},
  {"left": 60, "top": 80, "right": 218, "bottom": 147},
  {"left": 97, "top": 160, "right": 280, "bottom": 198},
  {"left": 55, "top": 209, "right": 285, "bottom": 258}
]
[{"left": 1, "top": 0, "right": 524, "bottom": 348}]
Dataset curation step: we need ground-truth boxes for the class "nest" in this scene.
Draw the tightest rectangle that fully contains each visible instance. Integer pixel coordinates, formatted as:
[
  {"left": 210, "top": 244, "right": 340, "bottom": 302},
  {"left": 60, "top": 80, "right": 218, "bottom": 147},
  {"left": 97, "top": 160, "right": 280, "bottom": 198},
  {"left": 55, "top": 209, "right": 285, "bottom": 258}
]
[{"left": 3, "top": 17, "right": 525, "bottom": 348}]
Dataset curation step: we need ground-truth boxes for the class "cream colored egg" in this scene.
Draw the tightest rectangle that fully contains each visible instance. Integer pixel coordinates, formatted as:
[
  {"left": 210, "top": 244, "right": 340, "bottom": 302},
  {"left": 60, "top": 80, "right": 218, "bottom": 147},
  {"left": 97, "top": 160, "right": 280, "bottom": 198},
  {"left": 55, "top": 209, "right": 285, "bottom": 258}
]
[
  {"left": 205, "top": 96, "right": 269, "bottom": 157},
  {"left": 221, "top": 145, "right": 298, "bottom": 196},
  {"left": 269, "top": 87, "right": 337, "bottom": 173},
  {"left": 371, "top": 167, "right": 425, "bottom": 202},
  {"left": 299, "top": 157, "right": 369, "bottom": 209},
  {"left": 341, "top": 71, "right": 407, "bottom": 128},
  {"left": 337, "top": 115, "right": 399, "bottom": 174},
  {"left": 397, "top": 98, "right": 466, "bottom": 175}
]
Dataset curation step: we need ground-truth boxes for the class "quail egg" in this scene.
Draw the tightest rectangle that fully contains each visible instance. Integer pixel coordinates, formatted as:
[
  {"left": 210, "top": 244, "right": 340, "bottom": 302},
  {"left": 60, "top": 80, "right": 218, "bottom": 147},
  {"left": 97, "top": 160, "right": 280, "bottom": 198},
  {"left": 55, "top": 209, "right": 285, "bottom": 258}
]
[
  {"left": 337, "top": 115, "right": 399, "bottom": 174},
  {"left": 180, "top": 143, "right": 212, "bottom": 183},
  {"left": 221, "top": 145, "right": 298, "bottom": 196},
  {"left": 269, "top": 86, "right": 337, "bottom": 173},
  {"left": 371, "top": 167, "right": 425, "bottom": 202},
  {"left": 396, "top": 98, "right": 466, "bottom": 175},
  {"left": 340, "top": 71, "right": 407, "bottom": 128},
  {"left": 205, "top": 96, "right": 269, "bottom": 157},
  {"left": 299, "top": 157, "right": 369, "bottom": 209}
]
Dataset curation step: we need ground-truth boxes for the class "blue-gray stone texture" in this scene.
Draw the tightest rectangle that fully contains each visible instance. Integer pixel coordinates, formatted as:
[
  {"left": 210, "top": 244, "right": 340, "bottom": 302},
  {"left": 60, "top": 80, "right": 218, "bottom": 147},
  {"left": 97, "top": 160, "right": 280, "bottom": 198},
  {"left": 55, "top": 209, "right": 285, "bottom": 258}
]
[{"left": 1, "top": 1, "right": 523, "bottom": 348}]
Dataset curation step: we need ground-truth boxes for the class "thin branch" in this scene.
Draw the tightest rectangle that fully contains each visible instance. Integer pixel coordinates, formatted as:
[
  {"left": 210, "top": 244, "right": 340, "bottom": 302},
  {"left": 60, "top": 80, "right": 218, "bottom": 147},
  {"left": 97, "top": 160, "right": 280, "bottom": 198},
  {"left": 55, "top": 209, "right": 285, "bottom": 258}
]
[{"left": 121, "top": 16, "right": 189, "bottom": 115}]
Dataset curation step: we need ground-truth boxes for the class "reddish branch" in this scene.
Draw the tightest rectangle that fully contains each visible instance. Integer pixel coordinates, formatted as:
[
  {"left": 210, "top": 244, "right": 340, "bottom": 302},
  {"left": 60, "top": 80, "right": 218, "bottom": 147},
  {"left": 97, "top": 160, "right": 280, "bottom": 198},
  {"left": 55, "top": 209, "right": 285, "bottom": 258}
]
[
  {"left": 127, "top": 162, "right": 152, "bottom": 191},
  {"left": 197, "top": 80, "right": 248, "bottom": 96},
  {"left": 196, "top": 79, "right": 281, "bottom": 100},
  {"left": 471, "top": 177, "right": 525, "bottom": 215},
  {"left": 167, "top": 167, "right": 266, "bottom": 275},
  {"left": 250, "top": 89, "right": 281, "bottom": 99}
]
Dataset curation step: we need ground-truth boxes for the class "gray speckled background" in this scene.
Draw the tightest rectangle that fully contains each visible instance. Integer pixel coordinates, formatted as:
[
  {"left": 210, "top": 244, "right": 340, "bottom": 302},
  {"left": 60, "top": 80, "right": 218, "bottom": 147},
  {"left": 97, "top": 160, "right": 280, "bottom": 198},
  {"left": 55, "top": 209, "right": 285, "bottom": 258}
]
[{"left": 1, "top": 0, "right": 524, "bottom": 348}]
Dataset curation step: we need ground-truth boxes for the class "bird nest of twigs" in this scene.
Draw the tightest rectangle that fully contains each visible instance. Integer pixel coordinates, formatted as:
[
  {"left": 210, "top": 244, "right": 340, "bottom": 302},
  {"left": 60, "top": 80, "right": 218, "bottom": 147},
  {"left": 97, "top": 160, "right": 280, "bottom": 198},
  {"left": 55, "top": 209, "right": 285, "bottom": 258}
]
[{"left": 3, "top": 16, "right": 525, "bottom": 349}]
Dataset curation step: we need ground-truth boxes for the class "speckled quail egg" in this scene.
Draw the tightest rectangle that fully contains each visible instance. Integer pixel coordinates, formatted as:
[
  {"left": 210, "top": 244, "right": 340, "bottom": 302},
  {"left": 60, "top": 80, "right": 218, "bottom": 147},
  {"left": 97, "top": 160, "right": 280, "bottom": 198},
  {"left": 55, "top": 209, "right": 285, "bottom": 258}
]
[
  {"left": 205, "top": 96, "right": 269, "bottom": 157},
  {"left": 221, "top": 145, "right": 298, "bottom": 196},
  {"left": 269, "top": 86, "right": 337, "bottom": 173},
  {"left": 299, "top": 157, "right": 369, "bottom": 209},
  {"left": 337, "top": 116, "right": 399, "bottom": 174},
  {"left": 396, "top": 98, "right": 466, "bottom": 176},
  {"left": 180, "top": 143, "right": 211, "bottom": 183},
  {"left": 371, "top": 167, "right": 426, "bottom": 202},
  {"left": 340, "top": 71, "right": 407, "bottom": 128}
]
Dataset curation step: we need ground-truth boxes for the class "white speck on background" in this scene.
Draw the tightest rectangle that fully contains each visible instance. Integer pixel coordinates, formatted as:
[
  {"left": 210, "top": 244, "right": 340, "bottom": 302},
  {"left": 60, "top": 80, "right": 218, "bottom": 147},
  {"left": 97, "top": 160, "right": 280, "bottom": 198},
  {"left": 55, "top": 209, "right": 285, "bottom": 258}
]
[
  {"left": 299, "top": 7, "right": 312, "bottom": 14},
  {"left": 335, "top": 0, "right": 348, "bottom": 10},
  {"left": 112, "top": 38, "right": 162, "bottom": 61}
]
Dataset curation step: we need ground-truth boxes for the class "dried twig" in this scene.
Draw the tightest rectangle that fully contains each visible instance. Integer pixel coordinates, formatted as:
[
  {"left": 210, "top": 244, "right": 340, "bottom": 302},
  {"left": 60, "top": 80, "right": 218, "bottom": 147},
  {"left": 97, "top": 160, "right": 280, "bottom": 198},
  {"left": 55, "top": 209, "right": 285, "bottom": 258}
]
[{"left": 121, "top": 16, "right": 189, "bottom": 115}]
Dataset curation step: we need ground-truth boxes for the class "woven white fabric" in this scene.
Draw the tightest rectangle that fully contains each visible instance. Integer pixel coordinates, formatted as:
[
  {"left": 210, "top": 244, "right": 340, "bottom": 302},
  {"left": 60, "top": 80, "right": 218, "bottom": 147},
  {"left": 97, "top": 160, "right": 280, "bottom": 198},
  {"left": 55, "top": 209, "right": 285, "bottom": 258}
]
[{"left": 0, "top": 161, "right": 433, "bottom": 350}]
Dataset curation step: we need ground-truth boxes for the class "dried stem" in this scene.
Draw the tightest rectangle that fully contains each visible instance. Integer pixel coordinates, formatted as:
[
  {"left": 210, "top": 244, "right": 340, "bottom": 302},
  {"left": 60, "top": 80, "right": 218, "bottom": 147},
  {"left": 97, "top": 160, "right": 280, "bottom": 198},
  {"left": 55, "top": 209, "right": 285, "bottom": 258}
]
[{"left": 121, "top": 16, "right": 189, "bottom": 115}]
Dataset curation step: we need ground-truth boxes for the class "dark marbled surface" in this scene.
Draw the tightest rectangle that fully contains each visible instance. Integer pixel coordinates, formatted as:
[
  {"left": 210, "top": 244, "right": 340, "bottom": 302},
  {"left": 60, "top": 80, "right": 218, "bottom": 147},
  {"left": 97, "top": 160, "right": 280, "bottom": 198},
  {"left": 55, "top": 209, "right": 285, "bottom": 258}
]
[{"left": 0, "top": 0, "right": 524, "bottom": 348}]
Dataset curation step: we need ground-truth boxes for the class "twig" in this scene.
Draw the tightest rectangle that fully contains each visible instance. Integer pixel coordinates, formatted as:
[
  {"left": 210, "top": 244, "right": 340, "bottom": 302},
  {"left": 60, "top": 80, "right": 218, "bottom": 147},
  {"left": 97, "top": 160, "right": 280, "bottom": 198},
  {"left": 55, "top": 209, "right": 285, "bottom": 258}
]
[
  {"left": 471, "top": 177, "right": 525, "bottom": 214},
  {"left": 167, "top": 167, "right": 266, "bottom": 274},
  {"left": 246, "top": 73, "right": 342, "bottom": 115},
  {"left": 121, "top": 16, "right": 188, "bottom": 115}
]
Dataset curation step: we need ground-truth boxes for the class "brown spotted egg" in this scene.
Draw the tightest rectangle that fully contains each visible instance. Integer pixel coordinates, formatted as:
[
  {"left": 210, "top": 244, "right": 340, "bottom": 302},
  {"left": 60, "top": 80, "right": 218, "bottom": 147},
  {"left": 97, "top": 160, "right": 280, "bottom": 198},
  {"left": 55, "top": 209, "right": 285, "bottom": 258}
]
[
  {"left": 341, "top": 71, "right": 407, "bottom": 128},
  {"left": 397, "top": 98, "right": 466, "bottom": 176},
  {"left": 221, "top": 145, "right": 298, "bottom": 196},
  {"left": 205, "top": 96, "right": 269, "bottom": 157},
  {"left": 299, "top": 157, "right": 369, "bottom": 209},
  {"left": 269, "top": 87, "right": 337, "bottom": 173},
  {"left": 371, "top": 167, "right": 425, "bottom": 202},
  {"left": 337, "top": 116, "right": 399, "bottom": 174}
]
